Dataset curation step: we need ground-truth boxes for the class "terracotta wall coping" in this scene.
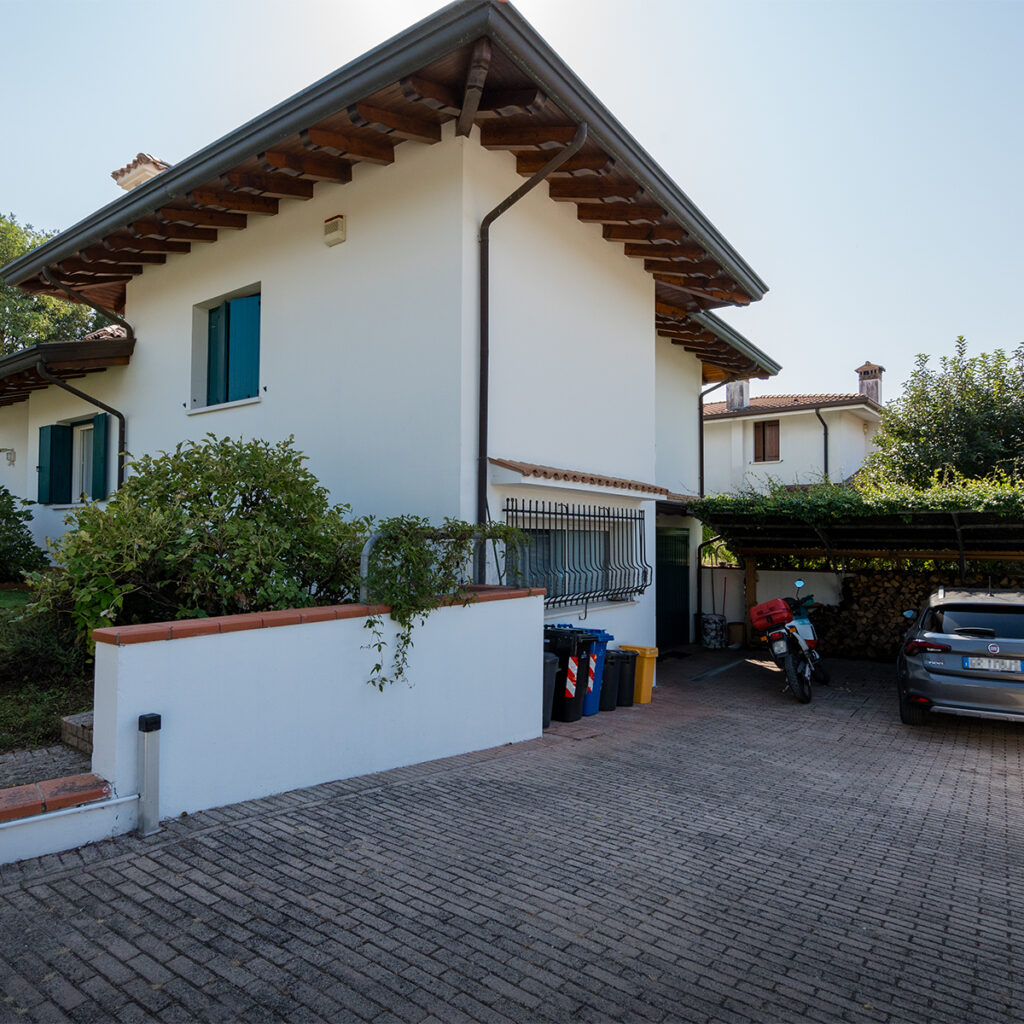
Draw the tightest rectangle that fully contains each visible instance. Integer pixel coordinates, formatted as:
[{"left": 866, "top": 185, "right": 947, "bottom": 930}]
[
  {"left": 0, "top": 773, "right": 112, "bottom": 825},
  {"left": 93, "top": 585, "right": 546, "bottom": 646}
]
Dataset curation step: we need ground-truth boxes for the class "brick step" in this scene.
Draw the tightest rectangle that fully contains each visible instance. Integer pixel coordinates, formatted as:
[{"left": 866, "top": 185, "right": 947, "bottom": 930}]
[
  {"left": 61, "top": 710, "right": 94, "bottom": 755},
  {"left": 0, "top": 774, "right": 112, "bottom": 824}
]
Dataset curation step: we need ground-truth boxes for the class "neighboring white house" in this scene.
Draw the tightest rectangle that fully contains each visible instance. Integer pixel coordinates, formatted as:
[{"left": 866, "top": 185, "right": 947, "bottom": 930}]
[
  {"left": 0, "top": 0, "right": 779, "bottom": 649},
  {"left": 702, "top": 363, "right": 883, "bottom": 495}
]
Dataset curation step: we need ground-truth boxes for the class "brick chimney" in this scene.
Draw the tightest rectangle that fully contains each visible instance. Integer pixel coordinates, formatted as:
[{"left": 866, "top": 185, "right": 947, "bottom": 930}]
[
  {"left": 725, "top": 380, "right": 749, "bottom": 410},
  {"left": 856, "top": 361, "right": 885, "bottom": 404},
  {"left": 111, "top": 153, "right": 169, "bottom": 191}
]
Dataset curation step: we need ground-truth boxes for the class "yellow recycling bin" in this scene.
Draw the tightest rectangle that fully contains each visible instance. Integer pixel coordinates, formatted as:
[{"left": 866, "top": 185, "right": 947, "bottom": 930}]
[{"left": 618, "top": 645, "right": 658, "bottom": 704}]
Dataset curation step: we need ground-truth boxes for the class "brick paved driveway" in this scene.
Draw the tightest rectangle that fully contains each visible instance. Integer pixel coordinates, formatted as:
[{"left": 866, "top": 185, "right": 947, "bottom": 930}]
[{"left": 2, "top": 654, "right": 1023, "bottom": 1023}]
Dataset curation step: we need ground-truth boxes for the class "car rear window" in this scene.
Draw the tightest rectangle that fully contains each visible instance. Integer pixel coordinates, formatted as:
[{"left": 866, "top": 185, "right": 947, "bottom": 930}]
[{"left": 927, "top": 604, "right": 1024, "bottom": 639}]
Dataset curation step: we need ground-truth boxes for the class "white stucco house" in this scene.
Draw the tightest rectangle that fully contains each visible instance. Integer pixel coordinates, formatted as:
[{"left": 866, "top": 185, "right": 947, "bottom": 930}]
[
  {"left": 0, "top": 0, "right": 779, "bottom": 651},
  {"left": 702, "top": 363, "right": 883, "bottom": 495}
]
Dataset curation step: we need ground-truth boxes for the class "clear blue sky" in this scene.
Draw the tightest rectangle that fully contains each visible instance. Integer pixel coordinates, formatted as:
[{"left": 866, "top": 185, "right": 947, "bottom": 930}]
[{"left": 3, "top": 0, "right": 1021, "bottom": 400}]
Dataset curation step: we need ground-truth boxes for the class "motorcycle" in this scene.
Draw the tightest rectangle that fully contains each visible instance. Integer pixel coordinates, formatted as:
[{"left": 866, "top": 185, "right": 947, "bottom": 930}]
[{"left": 750, "top": 579, "right": 828, "bottom": 704}]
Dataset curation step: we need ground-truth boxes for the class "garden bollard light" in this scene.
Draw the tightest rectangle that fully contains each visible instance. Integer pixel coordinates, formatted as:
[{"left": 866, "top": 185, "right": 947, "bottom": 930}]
[{"left": 138, "top": 713, "right": 162, "bottom": 837}]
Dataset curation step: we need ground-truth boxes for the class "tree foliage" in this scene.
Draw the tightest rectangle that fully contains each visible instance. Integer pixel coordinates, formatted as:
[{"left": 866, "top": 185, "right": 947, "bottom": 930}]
[
  {"left": 862, "top": 337, "right": 1024, "bottom": 487},
  {"left": 0, "top": 212, "right": 107, "bottom": 354},
  {"left": 0, "top": 485, "right": 47, "bottom": 583},
  {"left": 27, "top": 435, "right": 372, "bottom": 640}
]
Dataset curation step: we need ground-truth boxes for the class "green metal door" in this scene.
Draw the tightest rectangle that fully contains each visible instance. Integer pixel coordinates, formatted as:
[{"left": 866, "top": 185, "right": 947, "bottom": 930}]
[{"left": 656, "top": 527, "right": 690, "bottom": 649}]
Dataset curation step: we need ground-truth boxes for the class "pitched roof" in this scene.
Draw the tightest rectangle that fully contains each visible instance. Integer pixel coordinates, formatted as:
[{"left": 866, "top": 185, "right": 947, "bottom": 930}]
[
  {"left": 703, "top": 393, "right": 882, "bottom": 419},
  {"left": 0, "top": 0, "right": 775, "bottom": 383}
]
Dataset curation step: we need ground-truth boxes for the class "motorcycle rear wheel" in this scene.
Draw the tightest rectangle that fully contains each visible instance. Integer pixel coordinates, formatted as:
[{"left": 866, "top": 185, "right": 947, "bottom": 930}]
[{"left": 784, "top": 652, "right": 813, "bottom": 703}]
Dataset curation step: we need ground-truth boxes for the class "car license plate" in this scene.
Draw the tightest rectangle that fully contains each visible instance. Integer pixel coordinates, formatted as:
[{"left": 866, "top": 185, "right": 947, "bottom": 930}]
[{"left": 963, "top": 656, "right": 1023, "bottom": 673}]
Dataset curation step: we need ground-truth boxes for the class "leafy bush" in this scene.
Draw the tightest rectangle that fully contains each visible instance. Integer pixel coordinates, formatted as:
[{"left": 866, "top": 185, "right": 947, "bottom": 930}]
[
  {"left": 28, "top": 435, "right": 371, "bottom": 640},
  {"left": 0, "top": 485, "right": 47, "bottom": 583}
]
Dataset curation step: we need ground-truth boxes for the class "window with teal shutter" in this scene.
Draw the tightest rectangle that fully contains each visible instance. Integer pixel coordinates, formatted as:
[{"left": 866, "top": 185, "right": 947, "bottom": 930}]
[
  {"left": 38, "top": 415, "right": 110, "bottom": 505},
  {"left": 206, "top": 294, "right": 260, "bottom": 406},
  {"left": 38, "top": 424, "right": 72, "bottom": 504},
  {"left": 90, "top": 413, "right": 109, "bottom": 499}
]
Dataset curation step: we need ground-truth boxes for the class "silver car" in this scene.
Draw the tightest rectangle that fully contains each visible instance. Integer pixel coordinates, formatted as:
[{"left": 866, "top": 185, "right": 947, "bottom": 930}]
[{"left": 897, "top": 588, "right": 1024, "bottom": 725}]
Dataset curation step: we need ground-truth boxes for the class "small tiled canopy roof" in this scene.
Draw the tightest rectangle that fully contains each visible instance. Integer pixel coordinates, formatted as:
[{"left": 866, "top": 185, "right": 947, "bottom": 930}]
[
  {"left": 703, "top": 393, "right": 882, "bottom": 419},
  {"left": 111, "top": 153, "right": 171, "bottom": 182},
  {"left": 490, "top": 458, "right": 668, "bottom": 496},
  {"left": 0, "top": 0, "right": 777, "bottom": 385}
]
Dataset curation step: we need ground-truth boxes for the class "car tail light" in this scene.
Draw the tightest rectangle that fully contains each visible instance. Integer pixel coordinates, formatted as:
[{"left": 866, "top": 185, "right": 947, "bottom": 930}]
[{"left": 904, "top": 639, "right": 952, "bottom": 657}]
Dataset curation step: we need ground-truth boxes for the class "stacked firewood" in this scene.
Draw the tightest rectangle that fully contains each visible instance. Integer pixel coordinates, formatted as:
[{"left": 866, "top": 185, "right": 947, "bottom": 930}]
[{"left": 810, "top": 570, "right": 1024, "bottom": 662}]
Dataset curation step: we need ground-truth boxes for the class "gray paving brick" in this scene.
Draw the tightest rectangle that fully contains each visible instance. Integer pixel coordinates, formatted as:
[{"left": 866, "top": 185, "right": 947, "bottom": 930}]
[{"left": 3, "top": 656, "right": 1024, "bottom": 1023}]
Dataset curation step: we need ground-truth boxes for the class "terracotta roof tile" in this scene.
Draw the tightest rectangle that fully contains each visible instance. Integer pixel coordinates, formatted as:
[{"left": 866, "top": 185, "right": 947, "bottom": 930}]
[
  {"left": 80, "top": 324, "right": 128, "bottom": 342},
  {"left": 489, "top": 458, "right": 668, "bottom": 496},
  {"left": 110, "top": 152, "right": 170, "bottom": 181},
  {"left": 703, "top": 393, "right": 881, "bottom": 418}
]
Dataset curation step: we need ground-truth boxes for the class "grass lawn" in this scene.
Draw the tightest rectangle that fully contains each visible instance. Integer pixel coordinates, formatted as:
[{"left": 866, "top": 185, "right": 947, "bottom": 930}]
[
  {"left": 0, "top": 589, "right": 30, "bottom": 609},
  {"left": 0, "top": 682, "right": 92, "bottom": 754}
]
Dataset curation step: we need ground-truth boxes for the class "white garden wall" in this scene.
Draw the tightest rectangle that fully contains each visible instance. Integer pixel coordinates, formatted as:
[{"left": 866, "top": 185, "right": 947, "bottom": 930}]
[{"left": 91, "top": 590, "right": 544, "bottom": 824}]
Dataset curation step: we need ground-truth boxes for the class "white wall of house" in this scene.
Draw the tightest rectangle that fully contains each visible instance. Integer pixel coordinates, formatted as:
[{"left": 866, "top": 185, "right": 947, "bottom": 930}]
[
  {"left": 703, "top": 407, "right": 877, "bottom": 495},
  {"left": 655, "top": 338, "right": 703, "bottom": 498},
  {"left": 18, "top": 128, "right": 472, "bottom": 546},
  {"left": 462, "top": 135, "right": 657, "bottom": 501}
]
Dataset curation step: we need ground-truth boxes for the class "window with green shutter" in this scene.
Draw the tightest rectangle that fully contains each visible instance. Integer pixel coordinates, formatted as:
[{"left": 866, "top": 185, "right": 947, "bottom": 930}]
[
  {"left": 38, "top": 413, "right": 110, "bottom": 504},
  {"left": 206, "top": 293, "right": 260, "bottom": 406}
]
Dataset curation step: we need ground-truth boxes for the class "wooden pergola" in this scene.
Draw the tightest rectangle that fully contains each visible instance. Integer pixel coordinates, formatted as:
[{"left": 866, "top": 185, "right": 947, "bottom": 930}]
[{"left": 698, "top": 509, "right": 1024, "bottom": 637}]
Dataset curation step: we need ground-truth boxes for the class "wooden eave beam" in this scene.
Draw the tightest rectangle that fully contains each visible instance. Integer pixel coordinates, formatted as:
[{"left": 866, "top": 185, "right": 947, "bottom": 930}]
[
  {"left": 159, "top": 206, "right": 247, "bottom": 229},
  {"left": 456, "top": 39, "right": 492, "bottom": 137},
  {"left": 49, "top": 273, "right": 133, "bottom": 287},
  {"left": 188, "top": 189, "right": 279, "bottom": 215},
  {"left": 652, "top": 272, "right": 749, "bottom": 305},
  {"left": 58, "top": 258, "right": 146, "bottom": 276},
  {"left": 79, "top": 246, "right": 166, "bottom": 265},
  {"left": 655, "top": 299, "right": 696, "bottom": 319},
  {"left": 104, "top": 233, "right": 190, "bottom": 254},
  {"left": 516, "top": 152, "right": 611, "bottom": 175},
  {"left": 477, "top": 87, "right": 548, "bottom": 117},
  {"left": 400, "top": 75, "right": 461, "bottom": 116},
  {"left": 577, "top": 203, "right": 665, "bottom": 225},
  {"left": 603, "top": 224, "right": 689, "bottom": 243},
  {"left": 548, "top": 179, "right": 641, "bottom": 202},
  {"left": 625, "top": 242, "right": 706, "bottom": 261},
  {"left": 131, "top": 219, "right": 218, "bottom": 242},
  {"left": 261, "top": 150, "right": 353, "bottom": 182},
  {"left": 644, "top": 259, "right": 720, "bottom": 277},
  {"left": 346, "top": 102, "right": 441, "bottom": 143},
  {"left": 301, "top": 127, "right": 395, "bottom": 165},
  {"left": 222, "top": 171, "right": 315, "bottom": 199},
  {"left": 480, "top": 123, "right": 579, "bottom": 150}
]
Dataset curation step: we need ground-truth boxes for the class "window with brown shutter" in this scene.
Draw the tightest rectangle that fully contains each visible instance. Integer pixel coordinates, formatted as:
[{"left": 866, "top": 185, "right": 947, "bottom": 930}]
[{"left": 753, "top": 419, "right": 780, "bottom": 462}]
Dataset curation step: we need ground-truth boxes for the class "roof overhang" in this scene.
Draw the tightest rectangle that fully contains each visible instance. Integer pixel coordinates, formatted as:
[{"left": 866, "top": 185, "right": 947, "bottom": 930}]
[
  {"left": 704, "top": 395, "right": 882, "bottom": 421},
  {"left": 0, "top": 338, "right": 135, "bottom": 408},
  {"left": 1, "top": 1, "right": 770, "bottom": 383}
]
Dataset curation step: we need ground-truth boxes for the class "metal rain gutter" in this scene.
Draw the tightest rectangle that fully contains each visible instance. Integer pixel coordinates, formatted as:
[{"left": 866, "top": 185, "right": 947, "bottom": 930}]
[
  {"left": 34, "top": 363, "right": 128, "bottom": 490},
  {"left": 690, "top": 311, "right": 781, "bottom": 378},
  {"left": 814, "top": 407, "right": 829, "bottom": 480},
  {"left": 476, "top": 122, "right": 589, "bottom": 582}
]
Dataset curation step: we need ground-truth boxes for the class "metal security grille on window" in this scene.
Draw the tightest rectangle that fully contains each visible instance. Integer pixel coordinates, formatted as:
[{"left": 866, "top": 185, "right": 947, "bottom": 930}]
[{"left": 504, "top": 499, "right": 651, "bottom": 607}]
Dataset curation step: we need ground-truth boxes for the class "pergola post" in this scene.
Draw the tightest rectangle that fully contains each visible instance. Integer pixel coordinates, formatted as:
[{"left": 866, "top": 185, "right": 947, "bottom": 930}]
[{"left": 744, "top": 556, "right": 758, "bottom": 645}]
